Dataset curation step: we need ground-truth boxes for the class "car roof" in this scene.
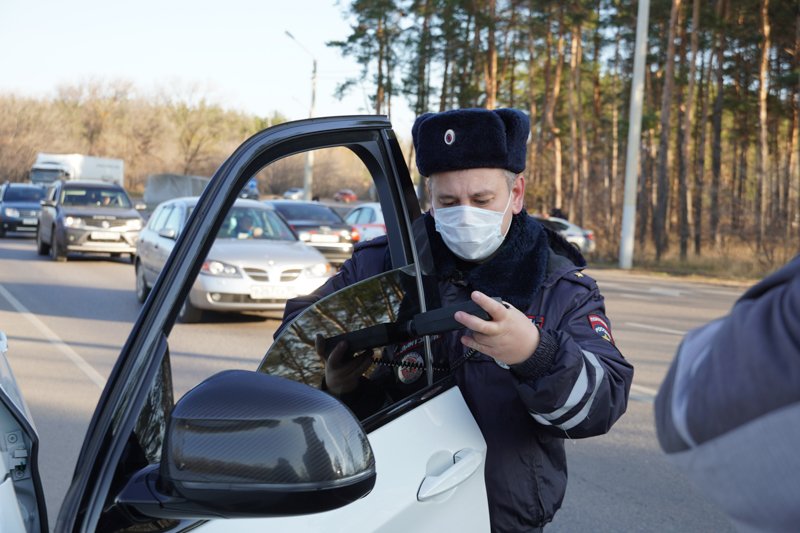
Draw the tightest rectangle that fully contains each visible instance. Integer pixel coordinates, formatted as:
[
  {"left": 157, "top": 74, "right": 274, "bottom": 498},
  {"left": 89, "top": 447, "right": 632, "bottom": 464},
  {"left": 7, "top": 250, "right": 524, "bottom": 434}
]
[
  {"left": 61, "top": 181, "right": 124, "bottom": 189},
  {"left": 165, "top": 196, "right": 276, "bottom": 210},
  {"left": 264, "top": 199, "right": 333, "bottom": 208},
  {"left": 5, "top": 182, "right": 43, "bottom": 189},
  {"left": 351, "top": 202, "right": 381, "bottom": 209}
]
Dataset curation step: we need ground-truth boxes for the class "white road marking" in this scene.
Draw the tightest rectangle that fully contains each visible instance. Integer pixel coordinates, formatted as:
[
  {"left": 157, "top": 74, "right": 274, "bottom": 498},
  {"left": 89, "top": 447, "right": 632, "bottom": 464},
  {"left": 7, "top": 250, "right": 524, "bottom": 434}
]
[
  {"left": 648, "top": 287, "right": 682, "bottom": 297},
  {"left": 625, "top": 322, "right": 686, "bottom": 336},
  {"left": 0, "top": 283, "right": 106, "bottom": 390},
  {"left": 629, "top": 384, "right": 658, "bottom": 403},
  {"left": 619, "top": 293, "right": 652, "bottom": 300}
]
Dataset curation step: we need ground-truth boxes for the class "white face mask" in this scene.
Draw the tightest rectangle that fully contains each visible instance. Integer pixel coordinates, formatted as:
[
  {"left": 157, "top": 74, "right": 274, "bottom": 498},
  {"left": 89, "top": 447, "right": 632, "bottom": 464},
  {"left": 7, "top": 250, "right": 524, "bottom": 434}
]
[{"left": 433, "top": 193, "right": 513, "bottom": 261}]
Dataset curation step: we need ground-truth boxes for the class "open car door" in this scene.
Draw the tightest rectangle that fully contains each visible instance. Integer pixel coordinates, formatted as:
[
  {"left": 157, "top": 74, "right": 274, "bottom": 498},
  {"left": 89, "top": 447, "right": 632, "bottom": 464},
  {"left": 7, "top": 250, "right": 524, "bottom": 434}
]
[{"left": 56, "top": 116, "right": 490, "bottom": 532}]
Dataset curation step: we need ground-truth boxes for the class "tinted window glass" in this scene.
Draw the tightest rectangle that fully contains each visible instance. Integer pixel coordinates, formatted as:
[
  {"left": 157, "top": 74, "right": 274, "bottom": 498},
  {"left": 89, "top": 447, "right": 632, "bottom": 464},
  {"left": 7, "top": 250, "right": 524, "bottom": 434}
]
[
  {"left": 261, "top": 266, "right": 432, "bottom": 421},
  {"left": 3, "top": 186, "right": 45, "bottom": 202},
  {"left": 61, "top": 187, "right": 132, "bottom": 208},
  {"left": 273, "top": 203, "right": 343, "bottom": 224}
]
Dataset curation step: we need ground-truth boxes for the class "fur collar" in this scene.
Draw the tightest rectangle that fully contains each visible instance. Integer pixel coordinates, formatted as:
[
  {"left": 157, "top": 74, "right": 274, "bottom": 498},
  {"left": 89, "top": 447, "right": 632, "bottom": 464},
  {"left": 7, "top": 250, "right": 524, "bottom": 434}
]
[{"left": 423, "top": 211, "right": 553, "bottom": 309}]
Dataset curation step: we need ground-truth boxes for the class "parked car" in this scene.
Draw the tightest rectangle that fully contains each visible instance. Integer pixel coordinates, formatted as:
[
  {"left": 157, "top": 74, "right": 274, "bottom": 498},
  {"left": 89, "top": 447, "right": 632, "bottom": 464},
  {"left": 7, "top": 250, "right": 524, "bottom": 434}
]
[
  {"left": 264, "top": 199, "right": 359, "bottom": 266},
  {"left": 36, "top": 180, "right": 144, "bottom": 262},
  {"left": 344, "top": 202, "right": 386, "bottom": 242},
  {"left": 135, "top": 197, "right": 333, "bottom": 322},
  {"left": 533, "top": 215, "right": 596, "bottom": 255},
  {"left": 1, "top": 116, "right": 492, "bottom": 533},
  {"left": 282, "top": 187, "right": 305, "bottom": 200},
  {"left": 333, "top": 188, "right": 358, "bottom": 203},
  {"left": 0, "top": 182, "right": 46, "bottom": 237}
]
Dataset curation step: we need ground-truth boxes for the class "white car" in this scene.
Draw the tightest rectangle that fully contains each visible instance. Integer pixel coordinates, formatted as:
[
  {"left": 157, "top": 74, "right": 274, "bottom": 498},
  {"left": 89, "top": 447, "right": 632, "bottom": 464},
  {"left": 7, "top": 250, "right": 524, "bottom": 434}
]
[
  {"left": 533, "top": 215, "right": 596, "bottom": 255},
  {"left": 344, "top": 202, "right": 386, "bottom": 242},
  {"left": 282, "top": 187, "right": 305, "bottom": 200},
  {"left": 0, "top": 116, "right": 490, "bottom": 533}
]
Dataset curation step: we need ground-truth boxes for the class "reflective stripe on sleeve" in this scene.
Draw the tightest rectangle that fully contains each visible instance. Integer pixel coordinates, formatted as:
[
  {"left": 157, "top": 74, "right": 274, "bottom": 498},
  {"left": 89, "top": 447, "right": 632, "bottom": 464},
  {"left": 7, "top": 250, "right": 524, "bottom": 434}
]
[
  {"left": 530, "top": 350, "right": 605, "bottom": 430},
  {"left": 533, "top": 357, "right": 588, "bottom": 421}
]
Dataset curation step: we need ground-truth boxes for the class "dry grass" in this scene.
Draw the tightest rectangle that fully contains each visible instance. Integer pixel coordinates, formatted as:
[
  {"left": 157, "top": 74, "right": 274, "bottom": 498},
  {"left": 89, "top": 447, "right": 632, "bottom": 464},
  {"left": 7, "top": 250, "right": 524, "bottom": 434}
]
[{"left": 589, "top": 241, "right": 798, "bottom": 283}]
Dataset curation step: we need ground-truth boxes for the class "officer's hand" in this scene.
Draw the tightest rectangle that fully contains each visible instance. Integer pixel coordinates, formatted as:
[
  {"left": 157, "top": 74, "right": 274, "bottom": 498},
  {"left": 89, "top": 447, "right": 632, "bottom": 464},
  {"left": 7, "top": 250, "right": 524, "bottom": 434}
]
[
  {"left": 454, "top": 291, "right": 540, "bottom": 366},
  {"left": 315, "top": 334, "right": 373, "bottom": 395}
]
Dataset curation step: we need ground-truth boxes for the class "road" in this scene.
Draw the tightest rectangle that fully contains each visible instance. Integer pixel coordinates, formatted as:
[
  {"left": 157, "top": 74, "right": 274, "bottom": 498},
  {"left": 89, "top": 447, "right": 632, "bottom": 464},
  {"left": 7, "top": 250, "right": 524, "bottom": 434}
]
[{"left": 0, "top": 234, "right": 747, "bottom": 531}]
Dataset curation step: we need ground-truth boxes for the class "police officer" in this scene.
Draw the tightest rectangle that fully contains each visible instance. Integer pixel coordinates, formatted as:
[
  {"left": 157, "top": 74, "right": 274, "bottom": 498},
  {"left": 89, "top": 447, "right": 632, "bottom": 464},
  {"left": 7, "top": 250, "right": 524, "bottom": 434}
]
[{"left": 279, "top": 108, "right": 633, "bottom": 531}]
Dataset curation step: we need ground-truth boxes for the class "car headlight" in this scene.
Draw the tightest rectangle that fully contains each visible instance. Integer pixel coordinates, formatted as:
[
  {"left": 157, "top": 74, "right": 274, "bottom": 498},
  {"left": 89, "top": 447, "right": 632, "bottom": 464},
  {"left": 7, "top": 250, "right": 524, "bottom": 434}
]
[
  {"left": 297, "top": 231, "right": 311, "bottom": 242},
  {"left": 303, "top": 262, "right": 331, "bottom": 278},
  {"left": 5, "top": 207, "right": 20, "bottom": 218},
  {"left": 201, "top": 260, "right": 241, "bottom": 277},
  {"left": 64, "top": 216, "right": 84, "bottom": 227},
  {"left": 126, "top": 218, "right": 143, "bottom": 230}
]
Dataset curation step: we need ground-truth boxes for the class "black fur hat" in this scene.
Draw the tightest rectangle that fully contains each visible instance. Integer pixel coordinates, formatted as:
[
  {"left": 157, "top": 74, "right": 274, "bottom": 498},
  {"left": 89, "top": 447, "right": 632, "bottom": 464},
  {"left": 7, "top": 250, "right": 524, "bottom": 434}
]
[{"left": 412, "top": 108, "right": 530, "bottom": 177}]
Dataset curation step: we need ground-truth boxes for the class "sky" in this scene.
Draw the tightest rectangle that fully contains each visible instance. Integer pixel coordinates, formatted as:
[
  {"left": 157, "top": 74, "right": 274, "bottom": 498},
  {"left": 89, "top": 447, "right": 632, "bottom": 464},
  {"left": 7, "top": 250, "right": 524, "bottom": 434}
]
[{"left": 0, "top": 0, "right": 416, "bottom": 137}]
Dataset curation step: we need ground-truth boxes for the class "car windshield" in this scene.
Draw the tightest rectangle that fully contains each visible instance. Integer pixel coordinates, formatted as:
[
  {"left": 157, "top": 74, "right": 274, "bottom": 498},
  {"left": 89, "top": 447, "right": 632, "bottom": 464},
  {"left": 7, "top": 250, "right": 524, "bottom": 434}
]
[
  {"left": 29, "top": 168, "right": 65, "bottom": 185},
  {"left": 273, "top": 203, "right": 343, "bottom": 223},
  {"left": 217, "top": 207, "right": 297, "bottom": 241},
  {"left": 3, "top": 186, "right": 45, "bottom": 202},
  {"left": 61, "top": 188, "right": 132, "bottom": 208}
]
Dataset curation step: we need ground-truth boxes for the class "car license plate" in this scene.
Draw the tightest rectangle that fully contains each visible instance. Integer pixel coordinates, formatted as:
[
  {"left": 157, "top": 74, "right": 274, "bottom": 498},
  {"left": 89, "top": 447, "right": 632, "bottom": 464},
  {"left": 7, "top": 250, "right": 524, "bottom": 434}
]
[
  {"left": 22, "top": 218, "right": 38, "bottom": 225},
  {"left": 90, "top": 231, "right": 119, "bottom": 241},
  {"left": 250, "top": 285, "right": 297, "bottom": 300},
  {"left": 310, "top": 234, "right": 339, "bottom": 243}
]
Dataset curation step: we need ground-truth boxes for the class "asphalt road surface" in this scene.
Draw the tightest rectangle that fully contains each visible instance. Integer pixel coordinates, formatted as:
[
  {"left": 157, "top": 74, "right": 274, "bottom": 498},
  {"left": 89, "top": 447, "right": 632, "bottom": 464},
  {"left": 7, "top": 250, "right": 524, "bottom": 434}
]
[{"left": 0, "top": 234, "right": 747, "bottom": 531}]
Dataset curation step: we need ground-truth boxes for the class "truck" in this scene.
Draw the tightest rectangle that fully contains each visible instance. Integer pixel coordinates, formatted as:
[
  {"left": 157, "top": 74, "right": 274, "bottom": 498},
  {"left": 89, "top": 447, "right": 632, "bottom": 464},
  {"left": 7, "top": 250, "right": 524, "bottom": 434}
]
[
  {"left": 143, "top": 173, "right": 211, "bottom": 210},
  {"left": 29, "top": 153, "right": 125, "bottom": 186}
]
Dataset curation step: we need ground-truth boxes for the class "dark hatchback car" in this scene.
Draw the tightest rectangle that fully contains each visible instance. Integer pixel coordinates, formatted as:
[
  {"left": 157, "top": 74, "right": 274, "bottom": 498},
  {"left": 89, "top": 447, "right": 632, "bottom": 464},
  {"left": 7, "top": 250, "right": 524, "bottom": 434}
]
[
  {"left": 0, "top": 117, "right": 491, "bottom": 532},
  {"left": 36, "top": 180, "right": 144, "bottom": 262},
  {"left": 0, "top": 182, "right": 46, "bottom": 237},
  {"left": 264, "top": 199, "right": 359, "bottom": 266}
]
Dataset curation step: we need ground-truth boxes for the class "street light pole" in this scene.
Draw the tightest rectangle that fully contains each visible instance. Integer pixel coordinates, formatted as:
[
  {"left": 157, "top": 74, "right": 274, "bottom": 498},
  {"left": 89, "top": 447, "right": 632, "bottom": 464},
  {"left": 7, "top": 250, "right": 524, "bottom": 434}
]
[
  {"left": 286, "top": 31, "right": 317, "bottom": 201},
  {"left": 618, "top": 0, "right": 650, "bottom": 269}
]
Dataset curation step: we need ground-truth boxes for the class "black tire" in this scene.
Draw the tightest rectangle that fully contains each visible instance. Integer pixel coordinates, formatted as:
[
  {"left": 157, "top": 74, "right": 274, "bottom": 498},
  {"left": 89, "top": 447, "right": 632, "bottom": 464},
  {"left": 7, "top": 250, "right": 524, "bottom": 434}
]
[
  {"left": 49, "top": 227, "right": 67, "bottom": 262},
  {"left": 134, "top": 261, "right": 150, "bottom": 303},
  {"left": 36, "top": 228, "right": 49, "bottom": 255},
  {"left": 0, "top": 226, "right": 5, "bottom": 238},
  {"left": 178, "top": 298, "right": 203, "bottom": 323}
]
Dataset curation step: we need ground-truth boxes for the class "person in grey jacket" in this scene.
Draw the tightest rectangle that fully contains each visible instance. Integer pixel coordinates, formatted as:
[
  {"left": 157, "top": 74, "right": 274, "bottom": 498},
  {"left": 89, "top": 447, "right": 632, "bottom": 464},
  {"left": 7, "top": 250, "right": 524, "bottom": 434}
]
[
  {"left": 655, "top": 253, "right": 800, "bottom": 532},
  {"left": 279, "top": 108, "right": 633, "bottom": 531}
]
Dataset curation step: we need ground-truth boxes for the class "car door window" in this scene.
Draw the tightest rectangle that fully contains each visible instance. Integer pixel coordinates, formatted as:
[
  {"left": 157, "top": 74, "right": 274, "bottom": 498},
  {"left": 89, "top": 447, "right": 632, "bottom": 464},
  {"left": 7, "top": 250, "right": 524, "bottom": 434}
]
[
  {"left": 260, "top": 265, "right": 449, "bottom": 425},
  {"left": 161, "top": 205, "right": 182, "bottom": 235},
  {"left": 147, "top": 205, "right": 169, "bottom": 231},
  {"left": 354, "top": 208, "right": 369, "bottom": 224},
  {"left": 344, "top": 208, "right": 360, "bottom": 225}
]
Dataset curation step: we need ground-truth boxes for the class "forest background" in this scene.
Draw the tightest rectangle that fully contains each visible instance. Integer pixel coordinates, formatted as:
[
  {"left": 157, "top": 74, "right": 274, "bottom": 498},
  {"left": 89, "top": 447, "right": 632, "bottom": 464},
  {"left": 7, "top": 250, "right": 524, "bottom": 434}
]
[{"left": 1, "top": 0, "right": 798, "bottom": 276}]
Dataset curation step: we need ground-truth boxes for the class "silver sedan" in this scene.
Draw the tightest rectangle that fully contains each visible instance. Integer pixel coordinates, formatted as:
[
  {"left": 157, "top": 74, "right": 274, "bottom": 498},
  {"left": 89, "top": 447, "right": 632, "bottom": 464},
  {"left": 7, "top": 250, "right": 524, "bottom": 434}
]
[{"left": 135, "top": 197, "right": 333, "bottom": 322}]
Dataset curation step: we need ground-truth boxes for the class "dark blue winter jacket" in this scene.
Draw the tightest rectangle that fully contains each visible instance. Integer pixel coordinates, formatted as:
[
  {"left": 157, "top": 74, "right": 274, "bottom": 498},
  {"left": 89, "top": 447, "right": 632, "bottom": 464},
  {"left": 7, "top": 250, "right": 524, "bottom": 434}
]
[{"left": 278, "top": 212, "right": 634, "bottom": 531}]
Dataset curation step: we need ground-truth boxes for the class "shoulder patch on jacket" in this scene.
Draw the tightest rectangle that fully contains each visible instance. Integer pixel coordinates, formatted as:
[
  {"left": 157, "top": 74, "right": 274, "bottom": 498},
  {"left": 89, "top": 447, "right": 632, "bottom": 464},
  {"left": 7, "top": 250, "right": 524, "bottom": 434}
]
[{"left": 588, "top": 314, "right": 615, "bottom": 344}]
